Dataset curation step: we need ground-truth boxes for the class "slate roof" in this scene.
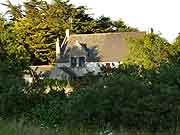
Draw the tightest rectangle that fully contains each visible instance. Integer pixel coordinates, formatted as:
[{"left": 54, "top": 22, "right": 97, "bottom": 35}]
[{"left": 65, "top": 32, "right": 145, "bottom": 62}]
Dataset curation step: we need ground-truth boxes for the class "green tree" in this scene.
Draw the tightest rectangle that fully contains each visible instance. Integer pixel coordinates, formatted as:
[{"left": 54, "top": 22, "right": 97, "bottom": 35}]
[
  {"left": 94, "top": 16, "right": 138, "bottom": 33},
  {"left": 71, "top": 6, "right": 96, "bottom": 34},
  {"left": 114, "top": 19, "right": 138, "bottom": 32},
  {"left": 11, "top": 0, "right": 98, "bottom": 65},
  {"left": 2, "top": 0, "right": 23, "bottom": 20},
  {"left": 169, "top": 33, "right": 180, "bottom": 64},
  {"left": 124, "top": 31, "right": 170, "bottom": 69},
  {"left": 12, "top": 0, "right": 70, "bottom": 65},
  {"left": 95, "top": 15, "right": 114, "bottom": 33},
  {"left": 0, "top": 15, "right": 28, "bottom": 118}
]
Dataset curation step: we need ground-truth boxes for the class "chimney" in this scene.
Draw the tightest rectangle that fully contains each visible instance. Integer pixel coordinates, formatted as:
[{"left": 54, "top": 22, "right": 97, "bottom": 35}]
[
  {"left": 56, "top": 37, "right": 60, "bottom": 61},
  {"left": 150, "top": 28, "right": 154, "bottom": 33},
  {"left": 56, "top": 29, "right": 70, "bottom": 62},
  {"left": 66, "top": 29, "right": 70, "bottom": 39}
]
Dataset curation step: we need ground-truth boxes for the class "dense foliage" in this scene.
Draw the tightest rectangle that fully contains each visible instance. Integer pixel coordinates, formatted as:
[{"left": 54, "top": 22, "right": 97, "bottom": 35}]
[
  {"left": 0, "top": 15, "right": 27, "bottom": 118},
  {"left": 24, "top": 64, "right": 179, "bottom": 133},
  {"left": 124, "top": 31, "right": 170, "bottom": 69},
  {"left": 1, "top": 0, "right": 180, "bottom": 134}
]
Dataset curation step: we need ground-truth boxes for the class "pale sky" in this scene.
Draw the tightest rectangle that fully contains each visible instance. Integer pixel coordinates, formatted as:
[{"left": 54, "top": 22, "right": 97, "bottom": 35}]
[{"left": 1, "top": 0, "right": 180, "bottom": 42}]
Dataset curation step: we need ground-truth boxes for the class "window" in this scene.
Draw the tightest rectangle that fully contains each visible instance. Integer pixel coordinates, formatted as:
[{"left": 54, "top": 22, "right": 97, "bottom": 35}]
[
  {"left": 79, "top": 57, "right": 85, "bottom": 67},
  {"left": 105, "top": 63, "right": 112, "bottom": 73},
  {"left": 71, "top": 57, "right": 77, "bottom": 67}
]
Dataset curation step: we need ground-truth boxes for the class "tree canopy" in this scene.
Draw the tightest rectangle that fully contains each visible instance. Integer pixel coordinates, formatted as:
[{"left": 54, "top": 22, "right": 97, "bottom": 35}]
[{"left": 124, "top": 31, "right": 170, "bottom": 69}]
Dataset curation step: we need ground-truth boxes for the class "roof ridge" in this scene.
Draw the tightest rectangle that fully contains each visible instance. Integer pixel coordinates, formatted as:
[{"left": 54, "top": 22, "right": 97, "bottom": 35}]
[{"left": 70, "top": 32, "right": 146, "bottom": 37}]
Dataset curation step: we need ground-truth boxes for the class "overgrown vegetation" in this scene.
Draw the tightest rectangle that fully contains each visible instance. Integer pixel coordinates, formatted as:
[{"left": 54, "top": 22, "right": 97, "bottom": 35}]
[
  {"left": 1, "top": 119, "right": 166, "bottom": 135},
  {"left": 1, "top": 0, "right": 180, "bottom": 134}
]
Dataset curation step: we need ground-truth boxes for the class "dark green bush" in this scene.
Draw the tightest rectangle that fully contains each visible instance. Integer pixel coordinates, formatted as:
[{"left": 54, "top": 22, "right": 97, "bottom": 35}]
[
  {"left": 2, "top": 62, "right": 180, "bottom": 133},
  {"left": 61, "top": 64, "right": 180, "bottom": 132},
  {"left": 0, "top": 61, "right": 26, "bottom": 118},
  {"left": 31, "top": 89, "right": 67, "bottom": 126}
]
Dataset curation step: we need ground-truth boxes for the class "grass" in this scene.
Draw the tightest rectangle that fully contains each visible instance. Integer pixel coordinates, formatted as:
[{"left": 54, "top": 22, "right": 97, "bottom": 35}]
[
  {"left": 0, "top": 119, "right": 108, "bottom": 135},
  {"left": 0, "top": 119, "right": 177, "bottom": 135}
]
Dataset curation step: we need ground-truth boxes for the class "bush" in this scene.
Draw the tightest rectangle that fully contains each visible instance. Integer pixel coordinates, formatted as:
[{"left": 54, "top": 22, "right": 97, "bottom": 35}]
[
  {"left": 62, "top": 64, "right": 180, "bottom": 132},
  {"left": 2, "top": 63, "right": 180, "bottom": 134},
  {"left": 31, "top": 89, "right": 67, "bottom": 126},
  {"left": 0, "top": 61, "right": 27, "bottom": 118}
]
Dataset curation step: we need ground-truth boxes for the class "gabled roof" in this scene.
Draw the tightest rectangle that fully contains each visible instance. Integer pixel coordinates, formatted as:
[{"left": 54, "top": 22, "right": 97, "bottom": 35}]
[{"left": 66, "top": 32, "right": 145, "bottom": 62}]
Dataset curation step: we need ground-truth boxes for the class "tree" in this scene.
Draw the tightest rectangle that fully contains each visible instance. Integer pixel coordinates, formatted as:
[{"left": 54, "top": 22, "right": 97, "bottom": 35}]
[
  {"left": 71, "top": 6, "right": 96, "bottom": 34},
  {"left": 124, "top": 31, "right": 170, "bottom": 69},
  {"left": 2, "top": 0, "right": 23, "bottom": 20},
  {"left": 12, "top": 0, "right": 98, "bottom": 65},
  {"left": 94, "top": 16, "right": 138, "bottom": 33},
  {"left": 114, "top": 19, "right": 138, "bottom": 32},
  {"left": 95, "top": 15, "right": 115, "bottom": 33},
  {"left": 169, "top": 33, "right": 180, "bottom": 64},
  {"left": 13, "top": 0, "right": 71, "bottom": 65},
  {"left": 0, "top": 15, "right": 28, "bottom": 118}
]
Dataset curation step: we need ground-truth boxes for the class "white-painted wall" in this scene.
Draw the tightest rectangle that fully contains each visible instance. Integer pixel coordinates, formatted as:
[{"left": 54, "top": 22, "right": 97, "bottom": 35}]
[
  {"left": 24, "top": 62, "right": 120, "bottom": 83},
  {"left": 57, "top": 61, "right": 119, "bottom": 76},
  {"left": 57, "top": 63, "right": 71, "bottom": 68}
]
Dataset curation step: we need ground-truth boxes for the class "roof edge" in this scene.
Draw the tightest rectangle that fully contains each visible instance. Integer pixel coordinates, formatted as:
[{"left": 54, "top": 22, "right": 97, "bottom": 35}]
[{"left": 69, "top": 31, "right": 146, "bottom": 37}]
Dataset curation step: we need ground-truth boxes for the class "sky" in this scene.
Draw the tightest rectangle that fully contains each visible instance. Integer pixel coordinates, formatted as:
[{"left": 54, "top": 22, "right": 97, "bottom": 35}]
[{"left": 0, "top": 0, "right": 180, "bottom": 42}]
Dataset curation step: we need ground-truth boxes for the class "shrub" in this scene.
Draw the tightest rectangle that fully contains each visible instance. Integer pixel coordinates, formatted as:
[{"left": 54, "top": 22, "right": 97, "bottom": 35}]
[
  {"left": 62, "top": 64, "right": 180, "bottom": 133},
  {"left": 31, "top": 89, "right": 67, "bottom": 126}
]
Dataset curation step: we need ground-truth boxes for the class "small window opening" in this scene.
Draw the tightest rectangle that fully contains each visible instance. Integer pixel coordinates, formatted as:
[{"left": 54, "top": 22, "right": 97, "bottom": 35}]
[
  {"left": 71, "top": 57, "right": 77, "bottom": 67},
  {"left": 79, "top": 57, "right": 85, "bottom": 67}
]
